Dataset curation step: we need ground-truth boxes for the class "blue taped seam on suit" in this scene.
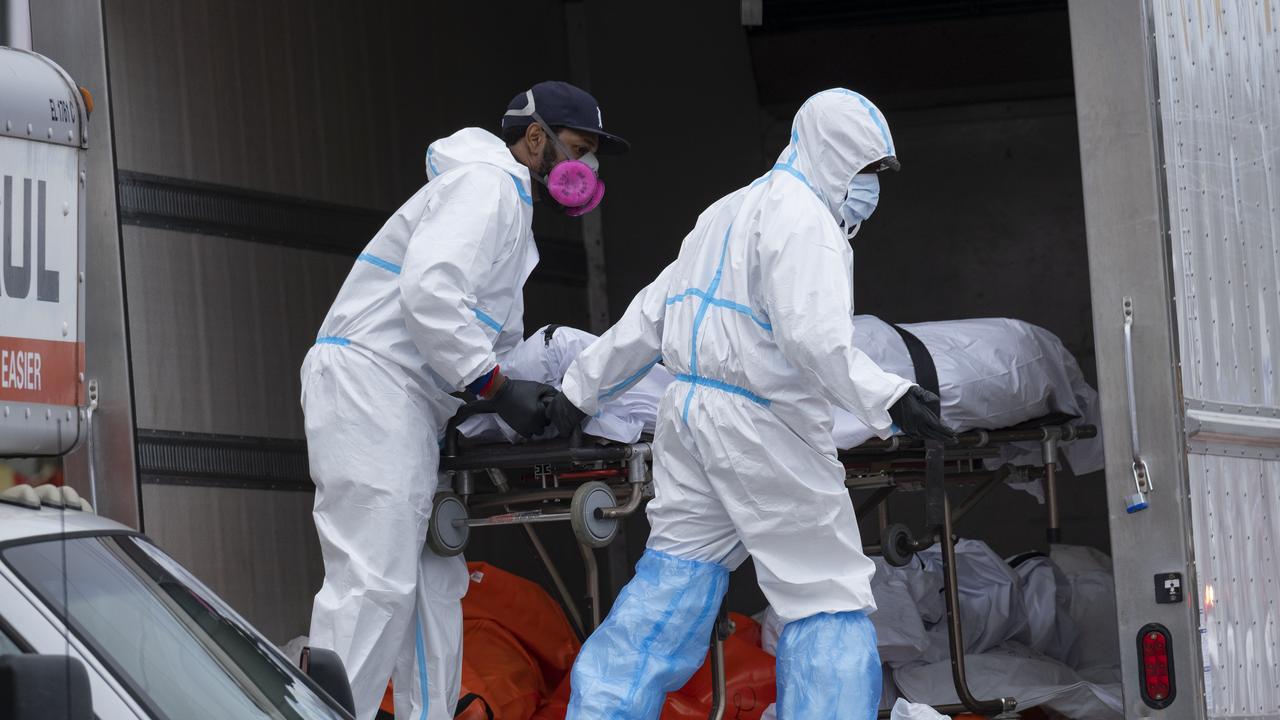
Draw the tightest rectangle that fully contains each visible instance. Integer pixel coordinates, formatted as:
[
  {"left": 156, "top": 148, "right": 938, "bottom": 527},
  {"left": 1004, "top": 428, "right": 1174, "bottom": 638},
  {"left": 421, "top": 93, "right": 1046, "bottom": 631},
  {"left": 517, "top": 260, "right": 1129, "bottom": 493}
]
[
  {"left": 470, "top": 307, "right": 503, "bottom": 333},
  {"left": 358, "top": 252, "right": 403, "bottom": 275},
  {"left": 750, "top": 126, "right": 811, "bottom": 191},
  {"left": 770, "top": 163, "right": 812, "bottom": 190},
  {"left": 847, "top": 91, "right": 894, "bottom": 156},
  {"left": 783, "top": 128, "right": 800, "bottom": 166},
  {"left": 749, "top": 161, "right": 813, "bottom": 194},
  {"left": 674, "top": 373, "right": 770, "bottom": 406},
  {"left": 508, "top": 174, "right": 533, "bottom": 205},
  {"left": 315, "top": 336, "right": 351, "bottom": 346},
  {"left": 414, "top": 612, "right": 430, "bottom": 720},
  {"left": 666, "top": 289, "right": 771, "bottom": 332},
  {"left": 598, "top": 356, "right": 662, "bottom": 401},
  {"left": 799, "top": 88, "right": 893, "bottom": 157},
  {"left": 682, "top": 225, "right": 734, "bottom": 423},
  {"left": 424, "top": 151, "right": 529, "bottom": 206}
]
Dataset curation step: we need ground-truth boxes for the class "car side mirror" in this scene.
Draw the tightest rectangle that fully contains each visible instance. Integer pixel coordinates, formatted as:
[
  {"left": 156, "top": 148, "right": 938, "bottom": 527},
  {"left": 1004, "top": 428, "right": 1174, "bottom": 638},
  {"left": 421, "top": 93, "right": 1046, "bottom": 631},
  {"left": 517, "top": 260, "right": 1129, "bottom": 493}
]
[
  {"left": 301, "top": 646, "right": 355, "bottom": 716},
  {"left": 0, "top": 654, "right": 93, "bottom": 720}
]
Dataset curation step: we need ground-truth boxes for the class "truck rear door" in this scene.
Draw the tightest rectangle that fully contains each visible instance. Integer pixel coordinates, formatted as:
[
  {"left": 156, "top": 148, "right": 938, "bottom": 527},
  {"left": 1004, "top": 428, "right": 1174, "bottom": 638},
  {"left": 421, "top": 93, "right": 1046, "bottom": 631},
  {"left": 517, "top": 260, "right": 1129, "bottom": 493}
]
[{"left": 1071, "top": 1, "right": 1280, "bottom": 718}]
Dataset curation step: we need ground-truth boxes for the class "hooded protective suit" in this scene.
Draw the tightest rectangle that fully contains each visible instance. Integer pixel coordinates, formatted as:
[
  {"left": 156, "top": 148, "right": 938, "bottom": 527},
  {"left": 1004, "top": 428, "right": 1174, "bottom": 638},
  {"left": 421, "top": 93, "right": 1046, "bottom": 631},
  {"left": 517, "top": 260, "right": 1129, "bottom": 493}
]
[
  {"left": 302, "top": 127, "right": 537, "bottom": 720},
  {"left": 561, "top": 90, "right": 909, "bottom": 718}
]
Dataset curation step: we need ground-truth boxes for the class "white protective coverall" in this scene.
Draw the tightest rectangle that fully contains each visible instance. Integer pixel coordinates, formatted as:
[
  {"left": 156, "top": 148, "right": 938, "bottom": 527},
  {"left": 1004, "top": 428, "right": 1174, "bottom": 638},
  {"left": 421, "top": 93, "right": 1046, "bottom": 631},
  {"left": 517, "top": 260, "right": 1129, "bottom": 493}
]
[
  {"left": 301, "top": 127, "right": 538, "bottom": 720},
  {"left": 561, "top": 90, "right": 912, "bottom": 718}
]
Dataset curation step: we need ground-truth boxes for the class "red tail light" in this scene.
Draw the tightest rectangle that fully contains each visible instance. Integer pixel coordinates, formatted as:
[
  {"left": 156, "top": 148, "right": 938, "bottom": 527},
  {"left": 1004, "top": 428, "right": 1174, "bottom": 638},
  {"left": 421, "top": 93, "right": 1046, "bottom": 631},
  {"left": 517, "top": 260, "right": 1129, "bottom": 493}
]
[{"left": 1137, "top": 623, "right": 1176, "bottom": 708}]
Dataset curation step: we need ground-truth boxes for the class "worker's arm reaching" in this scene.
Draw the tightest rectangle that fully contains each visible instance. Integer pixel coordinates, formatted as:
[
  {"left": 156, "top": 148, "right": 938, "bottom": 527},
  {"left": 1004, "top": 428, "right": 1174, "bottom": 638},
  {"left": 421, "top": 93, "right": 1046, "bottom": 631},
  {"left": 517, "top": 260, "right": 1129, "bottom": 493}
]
[
  {"left": 549, "top": 262, "right": 677, "bottom": 435},
  {"left": 760, "top": 206, "right": 948, "bottom": 440},
  {"left": 399, "top": 164, "right": 551, "bottom": 436}
]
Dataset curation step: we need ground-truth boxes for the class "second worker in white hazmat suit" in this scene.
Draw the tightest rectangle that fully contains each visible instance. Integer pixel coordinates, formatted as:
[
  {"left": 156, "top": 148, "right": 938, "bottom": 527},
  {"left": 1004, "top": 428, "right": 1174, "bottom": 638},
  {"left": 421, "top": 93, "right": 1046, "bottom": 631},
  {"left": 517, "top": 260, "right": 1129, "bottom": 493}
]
[
  {"left": 547, "top": 89, "right": 953, "bottom": 719},
  {"left": 303, "top": 81, "right": 628, "bottom": 720}
]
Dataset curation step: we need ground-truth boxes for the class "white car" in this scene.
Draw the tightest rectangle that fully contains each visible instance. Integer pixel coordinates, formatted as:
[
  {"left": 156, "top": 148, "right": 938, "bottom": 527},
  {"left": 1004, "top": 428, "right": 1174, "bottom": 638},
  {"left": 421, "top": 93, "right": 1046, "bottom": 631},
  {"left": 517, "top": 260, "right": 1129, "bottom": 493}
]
[{"left": 0, "top": 485, "right": 353, "bottom": 720}]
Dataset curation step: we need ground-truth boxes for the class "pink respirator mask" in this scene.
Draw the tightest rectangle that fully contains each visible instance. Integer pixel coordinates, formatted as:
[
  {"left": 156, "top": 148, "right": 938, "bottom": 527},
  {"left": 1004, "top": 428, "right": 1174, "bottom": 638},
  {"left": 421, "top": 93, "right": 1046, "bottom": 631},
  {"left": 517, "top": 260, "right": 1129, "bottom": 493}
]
[
  {"left": 545, "top": 153, "right": 604, "bottom": 216},
  {"left": 531, "top": 114, "right": 605, "bottom": 217}
]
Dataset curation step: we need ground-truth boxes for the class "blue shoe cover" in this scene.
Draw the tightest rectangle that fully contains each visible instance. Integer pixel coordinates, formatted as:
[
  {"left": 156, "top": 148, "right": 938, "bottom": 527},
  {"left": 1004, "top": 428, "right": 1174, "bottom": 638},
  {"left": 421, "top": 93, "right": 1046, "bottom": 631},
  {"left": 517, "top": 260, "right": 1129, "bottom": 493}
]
[
  {"left": 566, "top": 549, "right": 729, "bottom": 719},
  {"left": 776, "top": 610, "right": 881, "bottom": 719}
]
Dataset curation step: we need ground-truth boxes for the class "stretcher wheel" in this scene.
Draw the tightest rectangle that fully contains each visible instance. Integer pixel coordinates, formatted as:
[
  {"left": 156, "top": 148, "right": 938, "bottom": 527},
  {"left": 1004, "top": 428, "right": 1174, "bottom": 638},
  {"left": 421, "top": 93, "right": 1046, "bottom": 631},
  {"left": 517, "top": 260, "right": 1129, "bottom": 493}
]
[
  {"left": 881, "top": 523, "right": 915, "bottom": 568},
  {"left": 428, "top": 491, "right": 469, "bottom": 557},
  {"left": 570, "top": 481, "right": 619, "bottom": 548}
]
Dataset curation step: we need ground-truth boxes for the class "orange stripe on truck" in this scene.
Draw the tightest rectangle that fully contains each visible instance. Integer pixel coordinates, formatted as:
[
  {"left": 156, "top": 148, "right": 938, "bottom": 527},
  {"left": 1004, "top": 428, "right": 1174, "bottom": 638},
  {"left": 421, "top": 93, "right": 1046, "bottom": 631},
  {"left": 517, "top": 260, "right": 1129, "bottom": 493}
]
[{"left": 0, "top": 336, "right": 81, "bottom": 406}]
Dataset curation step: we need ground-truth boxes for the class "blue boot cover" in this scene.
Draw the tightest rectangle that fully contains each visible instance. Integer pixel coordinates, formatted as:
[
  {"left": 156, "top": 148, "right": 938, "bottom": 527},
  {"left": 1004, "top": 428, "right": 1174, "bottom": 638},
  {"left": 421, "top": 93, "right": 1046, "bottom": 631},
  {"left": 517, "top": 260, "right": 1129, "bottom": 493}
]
[
  {"left": 566, "top": 549, "right": 729, "bottom": 719},
  {"left": 776, "top": 610, "right": 881, "bottom": 719}
]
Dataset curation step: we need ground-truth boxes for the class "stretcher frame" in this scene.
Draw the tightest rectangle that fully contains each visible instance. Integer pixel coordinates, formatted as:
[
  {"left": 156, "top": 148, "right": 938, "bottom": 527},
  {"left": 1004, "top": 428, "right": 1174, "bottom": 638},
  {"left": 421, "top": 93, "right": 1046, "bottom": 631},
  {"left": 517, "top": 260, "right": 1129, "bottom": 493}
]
[
  {"left": 436, "top": 401, "right": 653, "bottom": 637},
  {"left": 842, "top": 420, "right": 1097, "bottom": 719},
  {"left": 436, "top": 402, "right": 1095, "bottom": 720}
]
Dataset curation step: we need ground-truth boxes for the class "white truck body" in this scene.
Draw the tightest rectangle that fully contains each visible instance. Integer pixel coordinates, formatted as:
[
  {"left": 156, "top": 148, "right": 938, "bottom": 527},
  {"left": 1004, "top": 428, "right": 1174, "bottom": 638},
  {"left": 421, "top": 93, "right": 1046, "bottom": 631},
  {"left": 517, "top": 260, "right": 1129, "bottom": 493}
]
[{"left": 0, "top": 45, "right": 87, "bottom": 457}]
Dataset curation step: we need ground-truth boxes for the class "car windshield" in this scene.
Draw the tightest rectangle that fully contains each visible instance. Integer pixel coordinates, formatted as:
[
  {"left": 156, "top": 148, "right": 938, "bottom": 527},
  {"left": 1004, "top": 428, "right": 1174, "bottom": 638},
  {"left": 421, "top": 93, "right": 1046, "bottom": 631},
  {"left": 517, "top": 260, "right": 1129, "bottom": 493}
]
[{"left": 1, "top": 533, "right": 348, "bottom": 720}]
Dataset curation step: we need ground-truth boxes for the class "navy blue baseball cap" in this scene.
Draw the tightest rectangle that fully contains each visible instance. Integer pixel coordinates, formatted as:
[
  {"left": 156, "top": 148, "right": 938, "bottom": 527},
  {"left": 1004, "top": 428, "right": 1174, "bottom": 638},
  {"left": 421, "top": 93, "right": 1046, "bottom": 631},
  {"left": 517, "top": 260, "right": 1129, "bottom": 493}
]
[{"left": 502, "top": 81, "right": 630, "bottom": 155}]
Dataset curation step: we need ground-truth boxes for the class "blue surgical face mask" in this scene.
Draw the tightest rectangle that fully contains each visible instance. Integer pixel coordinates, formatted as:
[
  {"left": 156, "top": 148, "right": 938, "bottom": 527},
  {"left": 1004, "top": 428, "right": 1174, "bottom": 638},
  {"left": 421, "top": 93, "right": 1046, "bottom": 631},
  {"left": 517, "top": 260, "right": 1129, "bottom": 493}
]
[{"left": 838, "top": 173, "right": 880, "bottom": 239}]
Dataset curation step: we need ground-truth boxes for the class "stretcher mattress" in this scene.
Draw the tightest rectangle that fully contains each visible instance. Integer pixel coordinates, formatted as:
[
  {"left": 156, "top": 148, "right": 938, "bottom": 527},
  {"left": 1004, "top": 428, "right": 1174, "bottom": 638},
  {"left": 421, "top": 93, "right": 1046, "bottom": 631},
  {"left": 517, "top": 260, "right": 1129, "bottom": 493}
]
[{"left": 462, "top": 317, "right": 1103, "bottom": 474}]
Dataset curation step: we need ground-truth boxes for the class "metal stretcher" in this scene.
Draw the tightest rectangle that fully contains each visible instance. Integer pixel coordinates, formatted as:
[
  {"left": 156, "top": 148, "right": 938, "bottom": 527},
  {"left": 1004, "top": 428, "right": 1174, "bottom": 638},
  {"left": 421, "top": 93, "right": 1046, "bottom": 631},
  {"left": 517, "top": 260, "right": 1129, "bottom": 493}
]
[
  {"left": 433, "top": 401, "right": 744, "bottom": 719},
  {"left": 431, "top": 400, "right": 652, "bottom": 635},
  {"left": 852, "top": 324, "right": 1100, "bottom": 718},
  {"left": 843, "top": 418, "right": 1097, "bottom": 719},
  {"left": 433, "top": 401, "right": 1096, "bottom": 720}
]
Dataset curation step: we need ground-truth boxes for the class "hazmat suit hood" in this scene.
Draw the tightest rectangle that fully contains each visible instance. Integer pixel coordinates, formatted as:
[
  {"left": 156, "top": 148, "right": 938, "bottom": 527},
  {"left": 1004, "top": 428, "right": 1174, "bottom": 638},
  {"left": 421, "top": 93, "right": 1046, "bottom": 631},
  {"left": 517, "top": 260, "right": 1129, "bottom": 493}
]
[
  {"left": 425, "top": 127, "right": 531, "bottom": 185},
  {"left": 775, "top": 89, "right": 898, "bottom": 223}
]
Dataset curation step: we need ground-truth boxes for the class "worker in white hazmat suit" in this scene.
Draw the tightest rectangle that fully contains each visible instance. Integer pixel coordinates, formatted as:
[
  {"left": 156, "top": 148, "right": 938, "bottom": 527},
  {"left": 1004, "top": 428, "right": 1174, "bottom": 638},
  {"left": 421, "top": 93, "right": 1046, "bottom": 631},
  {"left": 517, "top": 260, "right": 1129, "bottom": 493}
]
[
  {"left": 547, "top": 89, "right": 953, "bottom": 719},
  {"left": 302, "top": 80, "right": 628, "bottom": 720}
]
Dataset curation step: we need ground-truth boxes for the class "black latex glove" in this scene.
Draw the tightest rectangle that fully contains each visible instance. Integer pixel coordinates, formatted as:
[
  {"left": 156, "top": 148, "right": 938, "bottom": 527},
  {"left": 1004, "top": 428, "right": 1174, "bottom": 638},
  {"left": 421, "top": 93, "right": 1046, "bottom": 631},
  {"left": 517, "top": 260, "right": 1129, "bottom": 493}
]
[
  {"left": 888, "top": 386, "right": 957, "bottom": 442},
  {"left": 547, "top": 391, "right": 589, "bottom": 437},
  {"left": 490, "top": 378, "right": 556, "bottom": 437}
]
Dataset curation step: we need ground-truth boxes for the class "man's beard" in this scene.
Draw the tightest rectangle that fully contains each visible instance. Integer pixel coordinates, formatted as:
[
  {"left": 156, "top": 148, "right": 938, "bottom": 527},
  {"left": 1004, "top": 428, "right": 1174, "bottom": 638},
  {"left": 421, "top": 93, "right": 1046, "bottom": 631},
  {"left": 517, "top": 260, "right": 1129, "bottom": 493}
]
[
  {"left": 533, "top": 139, "right": 560, "bottom": 204},
  {"left": 537, "top": 139, "right": 559, "bottom": 177}
]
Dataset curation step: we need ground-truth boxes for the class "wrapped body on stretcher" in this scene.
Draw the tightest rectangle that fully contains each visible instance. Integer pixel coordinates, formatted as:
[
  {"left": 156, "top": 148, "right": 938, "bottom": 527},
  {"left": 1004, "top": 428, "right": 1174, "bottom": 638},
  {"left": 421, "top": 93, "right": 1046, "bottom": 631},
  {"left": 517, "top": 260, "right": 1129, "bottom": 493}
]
[{"left": 462, "top": 316, "right": 1104, "bottom": 478}]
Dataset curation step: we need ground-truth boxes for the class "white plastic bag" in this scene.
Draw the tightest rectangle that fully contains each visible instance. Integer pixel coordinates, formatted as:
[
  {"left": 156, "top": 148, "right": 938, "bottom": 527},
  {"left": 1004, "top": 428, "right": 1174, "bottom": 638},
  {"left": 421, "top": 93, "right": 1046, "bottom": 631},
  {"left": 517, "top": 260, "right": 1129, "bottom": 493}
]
[
  {"left": 916, "top": 540, "right": 1029, "bottom": 662},
  {"left": 890, "top": 698, "right": 951, "bottom": 720},
  {"left": 1012, "top": 552, "right": 1079, "bottom": 663},
  {"left": 893, "top": 641, "right": 1123, "bottom": 719},
  {"left": 1051, "top": 544, "right": 1122, "bottom": 684}
]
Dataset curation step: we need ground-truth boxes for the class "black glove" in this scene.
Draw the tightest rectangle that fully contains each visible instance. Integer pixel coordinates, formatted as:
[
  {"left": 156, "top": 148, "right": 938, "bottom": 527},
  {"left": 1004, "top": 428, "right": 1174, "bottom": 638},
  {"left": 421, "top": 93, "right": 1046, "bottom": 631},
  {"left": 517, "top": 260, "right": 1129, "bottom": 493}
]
[
  {"left": 547, "top": 391, "right": 589, "bottom": 437},
  {"left": 490, "top": 378, "right": 556, "bottom": 438},
  {"left": 888, "top": 386, "right": 956, "bottom": 442}
]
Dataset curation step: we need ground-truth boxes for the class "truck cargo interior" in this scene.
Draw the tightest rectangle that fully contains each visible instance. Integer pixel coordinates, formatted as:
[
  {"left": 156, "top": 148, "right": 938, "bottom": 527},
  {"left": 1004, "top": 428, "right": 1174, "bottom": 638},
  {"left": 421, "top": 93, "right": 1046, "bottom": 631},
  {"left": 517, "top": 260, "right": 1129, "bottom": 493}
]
[
  {"left": 8, "top": 1, "right": 1278, "bottom": 719},
  {"left": 30, "top": 0, "right": 1112, "bottom": 701},
  {"left": 61, "top": 0, "right": 1105, "bottom": 634}
]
